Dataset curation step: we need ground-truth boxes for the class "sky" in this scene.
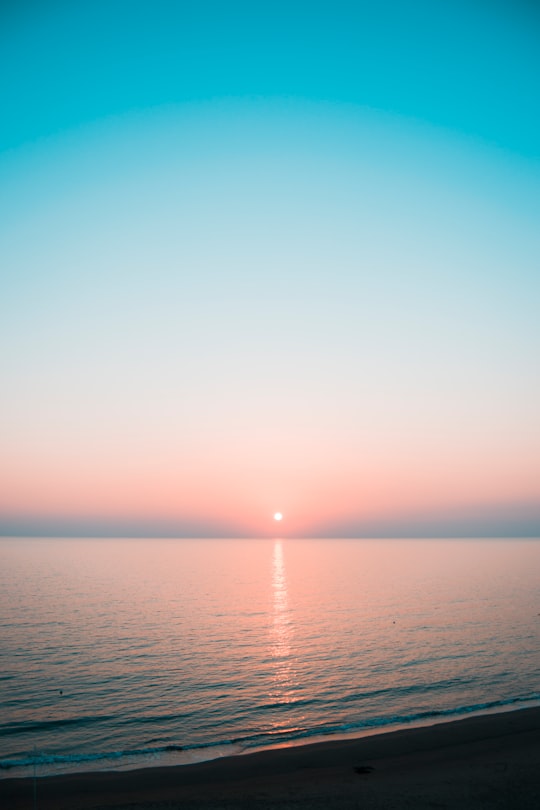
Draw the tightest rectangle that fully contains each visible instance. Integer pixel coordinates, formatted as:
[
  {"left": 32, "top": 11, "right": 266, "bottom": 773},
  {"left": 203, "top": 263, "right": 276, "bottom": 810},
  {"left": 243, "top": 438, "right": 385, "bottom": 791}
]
[{"left": 1, "top": 0, "right": 539, "bottom": 538}]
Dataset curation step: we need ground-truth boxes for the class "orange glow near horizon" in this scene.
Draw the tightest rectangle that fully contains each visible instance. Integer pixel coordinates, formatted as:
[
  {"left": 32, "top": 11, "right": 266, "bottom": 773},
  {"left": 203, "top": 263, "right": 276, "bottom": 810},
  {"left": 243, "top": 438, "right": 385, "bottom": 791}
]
[
  {"left": 1, "top": 388, "right": 539, "bottom": 536},
  {"left": 1, "top": 437, "right": 540, "bottom": 536}
]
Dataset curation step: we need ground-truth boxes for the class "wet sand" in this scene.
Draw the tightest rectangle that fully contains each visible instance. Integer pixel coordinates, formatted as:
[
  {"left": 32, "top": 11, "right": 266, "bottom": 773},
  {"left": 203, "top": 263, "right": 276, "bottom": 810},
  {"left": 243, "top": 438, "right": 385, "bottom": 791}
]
[{"left": 2, "top": 706, "right": 539, "bottom": 809}]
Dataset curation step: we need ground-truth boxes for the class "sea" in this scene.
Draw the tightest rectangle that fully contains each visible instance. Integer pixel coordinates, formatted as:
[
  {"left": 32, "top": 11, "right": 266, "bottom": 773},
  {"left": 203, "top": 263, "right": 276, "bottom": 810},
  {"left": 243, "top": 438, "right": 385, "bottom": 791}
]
[{"left": 1, "top": 537, "right": 539, "bottom": 779}]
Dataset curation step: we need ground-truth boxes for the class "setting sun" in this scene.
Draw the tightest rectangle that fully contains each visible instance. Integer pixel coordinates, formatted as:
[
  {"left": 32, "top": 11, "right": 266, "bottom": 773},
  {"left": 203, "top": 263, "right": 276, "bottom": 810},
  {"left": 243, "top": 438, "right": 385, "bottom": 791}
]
[{"left": 273, "top": 512, "right": 283, "bottom": 522}]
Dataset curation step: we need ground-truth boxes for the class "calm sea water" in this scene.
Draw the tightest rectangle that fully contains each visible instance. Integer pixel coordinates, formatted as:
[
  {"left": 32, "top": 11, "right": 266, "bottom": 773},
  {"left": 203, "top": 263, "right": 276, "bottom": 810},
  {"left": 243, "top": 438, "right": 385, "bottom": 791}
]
[{"left": 1, "top": 537, "right": 539, "bottom": 778}]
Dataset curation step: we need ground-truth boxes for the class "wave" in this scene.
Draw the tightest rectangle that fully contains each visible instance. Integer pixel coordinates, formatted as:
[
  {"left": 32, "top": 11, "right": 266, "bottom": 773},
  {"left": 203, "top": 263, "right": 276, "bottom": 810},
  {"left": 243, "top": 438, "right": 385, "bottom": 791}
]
[
  {"left": 1, "top": 741, "right": 201, "bottom": 771},
  {"left": 0, "top": 715, "right": 114, "bottom": 737},
  {"left": 2, "top": 693, "right": 539, "bottom": 775}
]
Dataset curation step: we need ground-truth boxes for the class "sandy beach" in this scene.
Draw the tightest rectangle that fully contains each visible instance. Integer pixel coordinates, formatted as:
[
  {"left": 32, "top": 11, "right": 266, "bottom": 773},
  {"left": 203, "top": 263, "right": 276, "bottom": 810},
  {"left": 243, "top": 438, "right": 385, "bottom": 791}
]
[{"left": 2, "top": 706, "right": 539, "bottom": 809}]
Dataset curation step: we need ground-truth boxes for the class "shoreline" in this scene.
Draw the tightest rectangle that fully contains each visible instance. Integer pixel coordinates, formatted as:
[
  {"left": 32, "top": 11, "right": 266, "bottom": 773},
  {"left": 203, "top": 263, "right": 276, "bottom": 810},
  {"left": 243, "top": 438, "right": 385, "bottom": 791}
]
[
  {"left": 4, "top": 698, "right": 538, "bottom": 780},
  {"left": 241, "top": 697, "right": 540, "bottom": 756},
  {"left": 2, "top": 705, "right": 539, "bottom": 809}
]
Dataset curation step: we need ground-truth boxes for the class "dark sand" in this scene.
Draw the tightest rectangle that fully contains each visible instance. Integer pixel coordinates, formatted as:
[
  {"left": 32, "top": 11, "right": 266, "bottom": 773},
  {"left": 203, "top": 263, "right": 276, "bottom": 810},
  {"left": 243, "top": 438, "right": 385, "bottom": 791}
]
[{"left": 2, "top": 707, "right": 539, "bottom": 809}]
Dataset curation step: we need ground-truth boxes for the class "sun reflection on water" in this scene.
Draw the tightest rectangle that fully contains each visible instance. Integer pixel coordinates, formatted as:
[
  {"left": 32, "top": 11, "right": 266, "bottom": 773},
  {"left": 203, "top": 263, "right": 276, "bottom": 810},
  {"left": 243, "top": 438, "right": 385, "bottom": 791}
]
[{"left": 270, "top": 539, "right": 298, "bottom": 703}]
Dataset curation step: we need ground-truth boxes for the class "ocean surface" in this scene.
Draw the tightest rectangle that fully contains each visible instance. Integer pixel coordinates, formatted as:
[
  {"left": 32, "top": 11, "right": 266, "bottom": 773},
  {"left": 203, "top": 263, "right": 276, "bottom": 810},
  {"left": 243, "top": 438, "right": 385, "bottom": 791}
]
[{"left": 1, "top": 537, "right": 539, "bottom": 779}]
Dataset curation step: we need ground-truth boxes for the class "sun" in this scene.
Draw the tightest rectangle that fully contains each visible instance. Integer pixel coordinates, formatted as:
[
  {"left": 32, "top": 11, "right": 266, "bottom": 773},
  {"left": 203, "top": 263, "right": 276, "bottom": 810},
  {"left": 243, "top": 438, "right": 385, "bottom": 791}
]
[{"left": 273, "top": 512, "right": 283, "bottom": 522}]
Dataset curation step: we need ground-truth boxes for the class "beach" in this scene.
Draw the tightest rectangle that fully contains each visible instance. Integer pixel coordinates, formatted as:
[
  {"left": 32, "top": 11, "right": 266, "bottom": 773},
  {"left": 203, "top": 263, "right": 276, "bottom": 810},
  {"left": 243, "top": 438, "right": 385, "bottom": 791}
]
[{"left": 2, "top": 707, "right": 539, "bottom": 809}]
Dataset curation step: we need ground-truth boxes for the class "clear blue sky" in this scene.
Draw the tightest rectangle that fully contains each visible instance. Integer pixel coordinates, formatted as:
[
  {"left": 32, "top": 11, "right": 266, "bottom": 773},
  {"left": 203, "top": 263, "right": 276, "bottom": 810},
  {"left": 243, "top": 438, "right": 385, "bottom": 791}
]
[
  {"left": 2, "top": 0, "right": 539, "bottom": 156},
  {"left": 1, "top": 1, "right": 539, "bottom": 537}
]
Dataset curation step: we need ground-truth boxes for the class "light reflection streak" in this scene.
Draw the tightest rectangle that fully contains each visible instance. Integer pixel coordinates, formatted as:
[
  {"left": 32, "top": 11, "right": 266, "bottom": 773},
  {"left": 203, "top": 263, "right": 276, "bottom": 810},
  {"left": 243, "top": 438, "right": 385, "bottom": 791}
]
[{"left": 270, "top": 539, "right": 298, "bottom": 703}]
